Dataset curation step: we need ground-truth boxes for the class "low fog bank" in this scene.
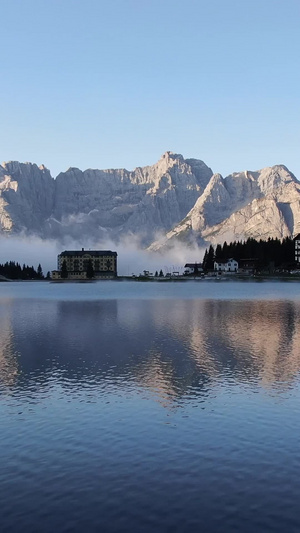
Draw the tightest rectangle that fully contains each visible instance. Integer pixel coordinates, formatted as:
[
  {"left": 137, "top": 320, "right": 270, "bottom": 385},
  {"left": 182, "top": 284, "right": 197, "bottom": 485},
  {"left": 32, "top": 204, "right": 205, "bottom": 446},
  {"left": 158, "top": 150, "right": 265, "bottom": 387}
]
[{"left": 0, "top": 235, "right": 205, "bottom": 276}]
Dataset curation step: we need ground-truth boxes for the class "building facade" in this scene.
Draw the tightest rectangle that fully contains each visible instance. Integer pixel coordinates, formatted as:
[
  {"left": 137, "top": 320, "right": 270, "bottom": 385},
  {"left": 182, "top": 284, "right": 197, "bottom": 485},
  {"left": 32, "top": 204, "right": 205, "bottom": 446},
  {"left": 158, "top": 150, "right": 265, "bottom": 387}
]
[
  {"left": 238, "top": 258, "right": 258, "bottom": 274},
  {"left": 294, "top": 234, "right": 300, "bottom": 264},
  {"left": 214, "top": 258, "right": 238, "bottom": 273},
  {"left": 184, "top": 263, "right": 203, "bottom": 276},
  {"left": 52, "top": 249, "right": 117, "bottom": 280}
]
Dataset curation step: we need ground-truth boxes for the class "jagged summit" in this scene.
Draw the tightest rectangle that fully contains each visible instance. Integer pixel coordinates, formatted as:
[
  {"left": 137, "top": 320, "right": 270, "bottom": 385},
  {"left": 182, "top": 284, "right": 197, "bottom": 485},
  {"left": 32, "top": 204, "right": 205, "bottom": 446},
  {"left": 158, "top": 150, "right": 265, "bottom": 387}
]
[
  {"left": 2, "top": 160, "right": 49, "bottom": 170},
  {"left": 149, "top": 164, "right": 300, "bottom": 251},
  {"left": 0, "top": 152, "right": 212, "bottom": 242},
  {"left": 160, "top": 151, "right": 184, "bottom": 160},
  {"left": 0, "top": 154, "right": 298, "bottom": 248}
]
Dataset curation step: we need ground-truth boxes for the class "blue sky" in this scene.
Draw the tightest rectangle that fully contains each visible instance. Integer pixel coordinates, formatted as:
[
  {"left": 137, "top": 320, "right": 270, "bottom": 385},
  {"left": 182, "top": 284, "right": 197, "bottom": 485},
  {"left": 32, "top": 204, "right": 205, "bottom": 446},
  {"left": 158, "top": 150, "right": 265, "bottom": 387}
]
[{"left": 1, "top": 0, "right": 299, "bottom": 178}]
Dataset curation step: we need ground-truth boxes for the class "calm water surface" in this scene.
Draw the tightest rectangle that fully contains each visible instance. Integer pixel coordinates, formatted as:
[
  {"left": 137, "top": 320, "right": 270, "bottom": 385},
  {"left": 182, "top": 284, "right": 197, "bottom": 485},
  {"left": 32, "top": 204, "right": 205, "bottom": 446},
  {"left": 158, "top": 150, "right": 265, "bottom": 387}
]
[{"left": 1, "top": 280, "right": 300, "bottom": 532}]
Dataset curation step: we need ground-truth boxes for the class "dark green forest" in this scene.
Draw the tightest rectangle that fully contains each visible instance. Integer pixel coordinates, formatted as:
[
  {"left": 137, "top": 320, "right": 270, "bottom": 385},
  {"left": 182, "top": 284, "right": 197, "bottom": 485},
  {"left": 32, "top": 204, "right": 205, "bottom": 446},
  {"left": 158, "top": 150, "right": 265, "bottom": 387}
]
[
  {"left": 202, "top": 237, "right": 296, "bottom": 271},
  {"left": 0, "top": 261, "right": 48, "bottom": 280}
]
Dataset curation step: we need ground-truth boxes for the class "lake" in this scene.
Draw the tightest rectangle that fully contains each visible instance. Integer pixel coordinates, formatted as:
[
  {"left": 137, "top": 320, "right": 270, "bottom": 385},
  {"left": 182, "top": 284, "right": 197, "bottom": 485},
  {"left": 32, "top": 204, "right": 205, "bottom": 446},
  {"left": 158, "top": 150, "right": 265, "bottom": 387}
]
[{"left": 1, "top": 280, "right": 300, "bottom": 532}]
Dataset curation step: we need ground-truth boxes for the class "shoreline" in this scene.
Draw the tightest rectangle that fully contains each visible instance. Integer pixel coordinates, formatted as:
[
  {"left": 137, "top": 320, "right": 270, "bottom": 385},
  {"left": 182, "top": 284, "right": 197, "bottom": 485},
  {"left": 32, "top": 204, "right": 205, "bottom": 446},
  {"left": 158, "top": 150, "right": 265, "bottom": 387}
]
[{"left": 1, "top": 275, "right": 300, "bottom": 283}]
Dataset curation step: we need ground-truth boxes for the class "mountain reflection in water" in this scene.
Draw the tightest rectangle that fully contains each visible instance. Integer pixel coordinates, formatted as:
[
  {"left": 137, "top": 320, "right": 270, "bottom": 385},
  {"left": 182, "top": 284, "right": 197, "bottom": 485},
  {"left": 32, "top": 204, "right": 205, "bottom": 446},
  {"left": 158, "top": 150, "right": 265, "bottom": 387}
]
[
  {"left": 2, "top": 294, "right": 300, "bottom": 533},
  {"left": 1, "top": 298, "right": 300, "bottom": 400}
]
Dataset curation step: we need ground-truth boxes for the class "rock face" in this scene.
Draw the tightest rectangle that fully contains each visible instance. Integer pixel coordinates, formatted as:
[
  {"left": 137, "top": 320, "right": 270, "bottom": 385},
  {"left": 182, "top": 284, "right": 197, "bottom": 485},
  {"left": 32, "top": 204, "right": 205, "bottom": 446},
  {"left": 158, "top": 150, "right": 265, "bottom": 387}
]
[
  {"left": 0, "top": 153, "right": 299, "bottom": 249},
  {"left": 149, "top": 165, "right": 300, "bottom": 251},
  {"left": 0, "top": 162, "right": 54, "bottom": 234},
  {"left": 0, "top": 152, "right": 212, "bottom": 244}
]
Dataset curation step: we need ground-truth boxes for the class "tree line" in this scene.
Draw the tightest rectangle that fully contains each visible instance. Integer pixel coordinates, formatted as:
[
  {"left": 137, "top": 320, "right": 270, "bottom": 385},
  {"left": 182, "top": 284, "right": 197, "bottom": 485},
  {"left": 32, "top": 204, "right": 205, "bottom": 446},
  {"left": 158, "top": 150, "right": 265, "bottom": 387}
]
[
  {"left": 0, "top": 261, "right": 50, "bottom": 280},
  {"left": 202, "top": 237, "right": 295, "bottom": 271}
]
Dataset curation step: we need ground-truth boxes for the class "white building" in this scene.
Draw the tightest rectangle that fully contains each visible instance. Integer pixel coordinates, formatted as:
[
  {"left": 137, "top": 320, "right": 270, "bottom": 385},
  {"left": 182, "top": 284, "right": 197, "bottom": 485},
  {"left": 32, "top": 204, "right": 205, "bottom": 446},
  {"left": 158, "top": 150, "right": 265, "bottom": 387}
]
[
  {"left": 294, "top": 234, "right": 300, "bottom": 264},
  {"left": 214, "top": 258, "right": 238, "bottom": 273},
  {"left": 184, "top": 263, "right": 203, "bottom": 275}
]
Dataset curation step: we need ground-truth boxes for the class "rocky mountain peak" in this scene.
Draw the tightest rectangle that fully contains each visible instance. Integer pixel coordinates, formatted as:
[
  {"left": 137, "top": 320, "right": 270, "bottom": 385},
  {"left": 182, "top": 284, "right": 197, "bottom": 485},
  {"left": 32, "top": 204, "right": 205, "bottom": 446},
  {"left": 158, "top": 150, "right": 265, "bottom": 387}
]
[
  {"left": 160, "top": 151, "right": 184, "bottom": 161},
  {"left": 0, "top": 154, "right": 299, "bottom": 249},
  {"left": 149, "top": 162, "right": 300, "bottom": 252},
  {"left": 1, "top": 161, "right": 52, "bottom": 180}
]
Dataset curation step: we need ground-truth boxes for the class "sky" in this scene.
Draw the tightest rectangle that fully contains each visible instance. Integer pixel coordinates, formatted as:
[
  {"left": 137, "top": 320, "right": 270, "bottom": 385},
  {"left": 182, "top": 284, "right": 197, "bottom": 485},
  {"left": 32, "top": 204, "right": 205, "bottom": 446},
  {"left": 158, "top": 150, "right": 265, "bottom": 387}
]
[{"left": 1, "top": 0, "right": 300, "bottom": 178}]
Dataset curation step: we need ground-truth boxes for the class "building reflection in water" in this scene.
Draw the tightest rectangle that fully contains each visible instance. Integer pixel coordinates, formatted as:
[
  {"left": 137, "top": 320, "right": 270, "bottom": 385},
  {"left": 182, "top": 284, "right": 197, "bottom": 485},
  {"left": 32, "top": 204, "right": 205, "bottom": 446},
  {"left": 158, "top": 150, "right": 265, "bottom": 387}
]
[{"left": 1, "top": 298, "right": 300, "bottom": 403}]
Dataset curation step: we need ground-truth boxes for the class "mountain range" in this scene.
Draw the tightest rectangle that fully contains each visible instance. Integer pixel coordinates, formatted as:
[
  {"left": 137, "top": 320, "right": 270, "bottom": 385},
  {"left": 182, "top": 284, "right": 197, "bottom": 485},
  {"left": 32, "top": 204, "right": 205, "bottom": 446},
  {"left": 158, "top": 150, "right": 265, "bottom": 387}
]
[{"left": 1, "top": 152, "right": 299, "bottom": 251}]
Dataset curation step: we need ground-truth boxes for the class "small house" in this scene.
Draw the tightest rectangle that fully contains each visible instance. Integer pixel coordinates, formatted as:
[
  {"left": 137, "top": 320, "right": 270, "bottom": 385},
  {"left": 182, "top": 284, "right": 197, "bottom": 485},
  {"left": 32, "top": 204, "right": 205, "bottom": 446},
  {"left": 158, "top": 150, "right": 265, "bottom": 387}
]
[
  {"left": 214, "top": 258, "right": 238, "bottom": 273},
  {"left": 184, "top": 263, "right": 203, "bottom": 276},
  {"left": 239, "top": 258, "right": 258, "bottom": 274}
]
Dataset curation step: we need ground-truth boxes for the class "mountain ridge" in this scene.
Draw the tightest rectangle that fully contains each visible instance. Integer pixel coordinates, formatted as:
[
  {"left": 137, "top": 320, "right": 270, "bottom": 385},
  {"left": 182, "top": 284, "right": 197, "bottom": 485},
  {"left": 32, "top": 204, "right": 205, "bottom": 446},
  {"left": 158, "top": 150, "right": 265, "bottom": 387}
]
[
  {"left": 1, "top": 153, "right": 299, "bottom": 250},
  {"left": 148, "top": 163, "right": 300, "bottom": 252}
]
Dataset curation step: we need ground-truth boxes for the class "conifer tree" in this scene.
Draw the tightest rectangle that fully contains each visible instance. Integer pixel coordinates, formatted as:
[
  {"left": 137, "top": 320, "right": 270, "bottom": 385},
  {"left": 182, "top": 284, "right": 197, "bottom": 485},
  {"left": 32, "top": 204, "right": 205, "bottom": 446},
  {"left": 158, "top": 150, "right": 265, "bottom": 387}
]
[
  {"left": 86, "top": 259, "right": 94, "bottom": 279},
  {"left": 203, "top": 245, "right": 215, "bottom": 271},
  {"left": 37, "top": 263, "right": 43, "bottom": 279},
  {"left": 202, "top": 249, "right": 208, "bottom": 268},
  {"left": 215, "top": 244, "right": 222, "bottom": 261},
  {"left": 61, "top": 260, "right": 68, "bottom": 279}
]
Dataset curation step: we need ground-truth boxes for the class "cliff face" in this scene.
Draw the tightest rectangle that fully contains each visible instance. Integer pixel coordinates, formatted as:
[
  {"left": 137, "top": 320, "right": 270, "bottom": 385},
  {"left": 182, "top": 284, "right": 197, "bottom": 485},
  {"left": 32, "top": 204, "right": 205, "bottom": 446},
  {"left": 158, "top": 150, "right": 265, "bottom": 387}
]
[
  {"left": 0, "top": 152, "right": 213, "bottom": 243},
  {"left": 148, "top": 165, "right": 300, "bottom": 251},
  {"left": 0, "top": 161, "right": 55, "bottom": 233},
  {"left": 0, "top": 153, "right": 299, "bottom": 249}
]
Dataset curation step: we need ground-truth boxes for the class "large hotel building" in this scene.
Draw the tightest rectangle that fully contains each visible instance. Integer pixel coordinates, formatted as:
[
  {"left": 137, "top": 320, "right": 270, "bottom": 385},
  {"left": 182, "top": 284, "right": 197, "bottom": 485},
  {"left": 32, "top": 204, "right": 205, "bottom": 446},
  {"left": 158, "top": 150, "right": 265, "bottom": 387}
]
[{"left": 51, "top": 249, "right": 117, "bottom": 280}]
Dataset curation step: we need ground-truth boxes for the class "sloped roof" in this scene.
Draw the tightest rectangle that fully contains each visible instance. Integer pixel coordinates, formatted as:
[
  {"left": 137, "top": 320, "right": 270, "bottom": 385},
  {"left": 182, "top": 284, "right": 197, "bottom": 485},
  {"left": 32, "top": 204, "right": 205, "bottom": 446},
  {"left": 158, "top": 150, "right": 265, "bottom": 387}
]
[
  {"left": 184, "top": 263, "right": 202, "bottom": 268},
  {"left": 215, "top": 258, "right": 238, "bottom": 264}
]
